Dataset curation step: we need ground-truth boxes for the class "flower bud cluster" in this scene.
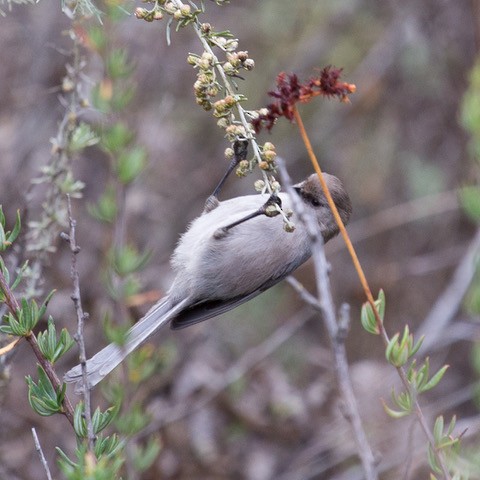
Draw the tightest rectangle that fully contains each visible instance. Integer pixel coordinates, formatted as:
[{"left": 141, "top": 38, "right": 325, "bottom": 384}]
[
  {"left": 188, "top": 52, "right": 219, "bottom": 111},
  {"left": 258, "top": 141, "right": 276, "bottom": 171},
  {"left": 235, "top": 159, "right": 252, "bottom": 177},
  {"left": 234, "top": 141, "right": 276, "bottom": 178},
  {"left": 135, "top": 1, "right": 198, "bottom": 25},
  {"left": 222, "top": 51, "right": 254, "bottom": 76}
]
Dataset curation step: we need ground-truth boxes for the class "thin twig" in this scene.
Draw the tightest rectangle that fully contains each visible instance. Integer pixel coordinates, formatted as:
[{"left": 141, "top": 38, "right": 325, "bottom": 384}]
[
  {"left": 292, "top": 105, "right": 452, "bottom": 479},
  {"left": 62, "top": 195, "right": 95, "bottom": 449},
  {"left": 278, "top": 159, "right": 379, "bottom": 480},
  {"left": 0, "top": 270, "right": 75, "bottom": 425},
  {"left": 417, "top": 228, "right": 480, "bottom": 351},
  {"left": 31, "top": 427, "right": 53, "bottom": 480}
]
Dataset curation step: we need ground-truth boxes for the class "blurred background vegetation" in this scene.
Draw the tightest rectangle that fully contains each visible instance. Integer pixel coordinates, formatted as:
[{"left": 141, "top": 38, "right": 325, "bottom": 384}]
[{"left": 1, "top": 0, "right": 480, "bottom": 478}]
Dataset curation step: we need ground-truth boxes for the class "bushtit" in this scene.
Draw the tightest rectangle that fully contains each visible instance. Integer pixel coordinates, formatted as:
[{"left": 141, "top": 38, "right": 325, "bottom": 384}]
[{"left": 64, "top": 173, "right": 352, "bottom": 390}]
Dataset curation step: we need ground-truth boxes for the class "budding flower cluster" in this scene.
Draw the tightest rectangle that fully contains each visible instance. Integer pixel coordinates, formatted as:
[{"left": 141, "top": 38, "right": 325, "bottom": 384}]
[
  {"left": 258, "top": 142, "right": 276, "bottom": 171},
  {"left": 135, "top": 1, "right": 196, "bottom": 24},
  {"left": 236, "top": 159, "right": 251, "bottom": 177},
  {"left": 223, "top": 51, "right": 254, "bottom": 77},
  {"left": 225, "top": 124, "right": 249, "bottom": 142},
  {"left": 212, "top": 95, "right": 237, "bottom": 118},
  {"left": 189, "top": 53, "right": 219, "bottom": 111}
]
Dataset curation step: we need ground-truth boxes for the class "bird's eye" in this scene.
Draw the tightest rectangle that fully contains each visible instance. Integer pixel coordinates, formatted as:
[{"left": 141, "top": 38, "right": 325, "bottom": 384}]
[{"left": 311, "top": 198, "right": 322, "bottom": 207}]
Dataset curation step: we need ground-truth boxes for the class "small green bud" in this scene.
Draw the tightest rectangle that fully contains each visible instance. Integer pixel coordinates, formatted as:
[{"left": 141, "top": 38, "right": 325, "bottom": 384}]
[
  {"left": 284, "top": 222, "right": 295, "bottom": 232},
  {"left": 224, "top": 147, "right": 235, "bottom": 159}
]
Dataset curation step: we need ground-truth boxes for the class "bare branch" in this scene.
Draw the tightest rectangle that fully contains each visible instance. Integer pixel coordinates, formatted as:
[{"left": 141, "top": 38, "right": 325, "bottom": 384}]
[
  {"left": 31, "top": 427, "right": 53, "bottom": 480},
  {"left": 278, "top": 158, "right": 378, "bottom": 480},
  {"left": 63, "top": 195, "right": 95, "bottom": 449},
  {"left": 418, "top": 228, "right": 480, "bottom": 351}
]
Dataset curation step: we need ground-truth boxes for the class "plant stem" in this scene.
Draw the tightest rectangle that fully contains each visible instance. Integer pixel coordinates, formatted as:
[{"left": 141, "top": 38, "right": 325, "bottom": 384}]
[
  {"left": 0, "top": 270, "right": 74, "bottom": 426},
  {"left": 292, "top": 105, "right": 452, "bottom": 480}
]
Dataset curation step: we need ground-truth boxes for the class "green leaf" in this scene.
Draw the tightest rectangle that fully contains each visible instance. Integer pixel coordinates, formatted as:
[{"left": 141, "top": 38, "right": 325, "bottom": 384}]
[
  {"left": 376, "top": 289, "right": 386, "bottom": 321},
  {"left": 360, "top": 290, "right": 385, "bottom": 335},
  {"left": 418, "top": 365, "right": 449, "bottom": 393},
  {"left": 116, "top": 404, "right": 149, "bottom": 435},
  {"left": 132, "top": 436, "right": 161, "bottom": 472},
  {"left": 94, "top": 433, "right": 124, "bottom": 458},
  {"left": 38, "top": 290, "right": 55, "bottom": 321},
  {"left": 0, "top": 205, "right": 5, "bottom": 228},
  {"left": 69, "top": 122, "right": 99, "bottom": 152},
  {"left": 92, "top": 405, "right": 118, "bottom": 434},
  {"left": 74, "top": 402, "right": 87, "bottom": 437},
  {"left": 428, "top": 444, "right": 443, "bottom": 475},
  {"left": 410, "top": 334, "right": 424, "bottom": 357},
  {"left": 0, "top": 312, "right": 23, "bottom": 336},
  {"left": 459, "top": 185, "right": 480, "bottom": 223},
  {"left": 360, "top": 301, "right": 379, "bottom": 335},
  {"left": 37, "top": 317, "right": 75, "bottom": 363},
  {"left": 106, "top": 49, "right": 134, "bottom": 79},
  {"left": 116, "top": 146, "right": 147, "bottom": 184},
  {"left": 0, "top": 207, "right": 21, "bottom": 251},
  {"left": 6, "top": 209, "right": 21, "bottom": 245},
  {"left": 87, "top": 25, "right": 107, "bottom": 52},
  {"left": 101, "top": 122, "right": 134, "bottom": 154},
  {"left": 110, "top": 244, "right": 151, "bottom": 276},
  {"left": 87, "top": 185, "right": 117, "bottom": 223},
  {"left": 111, "top": 83, "right": 136, "bottom": 111},
  {"left": 55, "top": 447, "right": 77, "bottom": 469},
  {"left": 382, "top": 399, "right": 410, "bottom": 419},
  {"left": 10, "top": 260, "right": 28, "bottom": 291},
  {"left": 26, "top": 366, "right": 64, "bottom": 416},
  {"left": 433, "top": 415, "right": 444, "bottom": 443}
]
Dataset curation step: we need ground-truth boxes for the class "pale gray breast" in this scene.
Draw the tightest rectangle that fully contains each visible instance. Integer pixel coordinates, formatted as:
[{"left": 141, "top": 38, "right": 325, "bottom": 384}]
[{"left": 170, "top": 193, "right": 310, "bottom": 302}]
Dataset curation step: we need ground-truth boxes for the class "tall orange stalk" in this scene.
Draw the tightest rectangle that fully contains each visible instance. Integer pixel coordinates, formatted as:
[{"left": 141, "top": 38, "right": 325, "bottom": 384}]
[{"left": 292, "top": 105, "right": 388, "bottom": 343}]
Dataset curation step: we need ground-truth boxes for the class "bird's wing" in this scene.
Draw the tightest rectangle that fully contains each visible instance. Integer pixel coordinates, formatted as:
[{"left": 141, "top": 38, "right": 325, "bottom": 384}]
[{"left": 170, "top": 263, "right": 298, "bottom": 330}]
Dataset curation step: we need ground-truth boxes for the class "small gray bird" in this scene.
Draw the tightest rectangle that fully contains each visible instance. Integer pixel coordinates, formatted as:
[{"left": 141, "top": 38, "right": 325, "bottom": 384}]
[{"left": 64, "top": 173, "right": 352, "bottom": 390}]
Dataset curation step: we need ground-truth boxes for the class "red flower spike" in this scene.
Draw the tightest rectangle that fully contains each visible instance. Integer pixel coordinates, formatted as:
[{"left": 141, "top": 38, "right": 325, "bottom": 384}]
[{"left": 252, "top": 66, "right": 355, "bottom": 133}]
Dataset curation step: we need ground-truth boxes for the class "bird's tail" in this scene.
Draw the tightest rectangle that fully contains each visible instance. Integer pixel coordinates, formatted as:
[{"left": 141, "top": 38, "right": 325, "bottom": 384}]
[{"left": 64, "top": 297, "right": 190, "bottom": 392}]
